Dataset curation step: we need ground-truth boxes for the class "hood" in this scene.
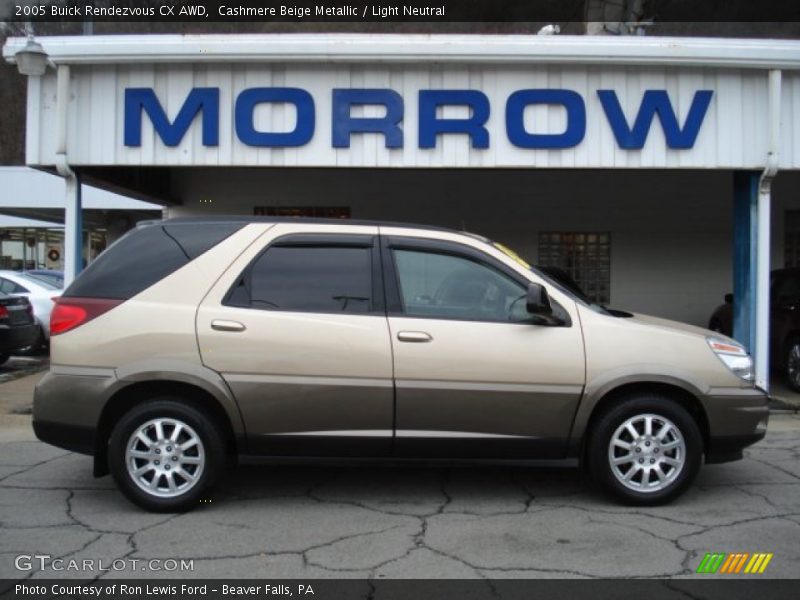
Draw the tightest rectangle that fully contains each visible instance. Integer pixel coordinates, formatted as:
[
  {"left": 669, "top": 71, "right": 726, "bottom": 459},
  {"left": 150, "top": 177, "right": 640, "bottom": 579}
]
[{"left": 626, "top": 312, "right": 738, "bottom": 344}]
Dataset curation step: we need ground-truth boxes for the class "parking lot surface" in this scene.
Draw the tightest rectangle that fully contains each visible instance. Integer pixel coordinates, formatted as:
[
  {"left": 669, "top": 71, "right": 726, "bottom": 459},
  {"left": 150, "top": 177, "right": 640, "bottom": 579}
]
[{"left": 0, "top": 372, "right": 798, "bottom": 580}]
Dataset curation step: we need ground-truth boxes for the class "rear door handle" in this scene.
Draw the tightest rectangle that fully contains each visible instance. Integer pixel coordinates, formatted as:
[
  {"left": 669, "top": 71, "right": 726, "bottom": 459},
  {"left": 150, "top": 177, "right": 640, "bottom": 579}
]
[
  {"left": 211, "top": 319, "right": 246, "bottom": 332},
  {"left": 397, "top": 331, "right": 433, "bottom": 343}
]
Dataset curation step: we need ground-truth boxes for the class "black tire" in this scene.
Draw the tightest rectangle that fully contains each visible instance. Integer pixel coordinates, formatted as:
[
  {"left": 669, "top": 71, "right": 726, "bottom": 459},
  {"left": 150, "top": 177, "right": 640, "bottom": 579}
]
[
  {"left": 108, "top": 397, "right": 227, "bottom": 512},
  {"left": 587, "top": 395, "right": 703, "bottom": 506},
  {"left": 784, "top": 336, "right": 800, "bottom": 392}
]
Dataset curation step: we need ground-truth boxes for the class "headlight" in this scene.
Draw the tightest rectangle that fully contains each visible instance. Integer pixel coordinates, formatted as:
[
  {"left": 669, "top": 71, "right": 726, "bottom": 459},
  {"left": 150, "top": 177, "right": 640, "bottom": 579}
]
[{"left": 707, "top": 337, "right": 754, "bottom": 381}]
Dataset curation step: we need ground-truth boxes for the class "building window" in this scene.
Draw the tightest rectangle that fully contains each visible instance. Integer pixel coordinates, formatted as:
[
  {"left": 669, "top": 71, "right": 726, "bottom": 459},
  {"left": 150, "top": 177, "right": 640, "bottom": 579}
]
[
  {"left": 538, "top": 232, "right": 611, "bottom": 304},
  {"left": 785, "top": 211, "right": 800, "bottom": 267},
  {"left": 254, "top": 206, "right": 350, "bottom": 219}
]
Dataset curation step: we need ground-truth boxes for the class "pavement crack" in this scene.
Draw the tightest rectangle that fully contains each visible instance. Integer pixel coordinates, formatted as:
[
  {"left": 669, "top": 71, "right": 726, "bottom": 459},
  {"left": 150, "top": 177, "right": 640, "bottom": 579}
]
[{"left": 0, "top": 451, "right": 71, "bottom": 484}]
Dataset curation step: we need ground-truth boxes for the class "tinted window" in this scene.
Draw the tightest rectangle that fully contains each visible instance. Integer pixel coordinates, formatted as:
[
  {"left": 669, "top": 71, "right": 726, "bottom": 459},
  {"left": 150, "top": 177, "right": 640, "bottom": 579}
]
[
  {"left": 393, "top": 250, "right": 527, "bottom": 322},
  {"left": 24, "top": 272, "right": 64, "bottom": 288},
  {"left": 242, "top": 246, "right": 373, "bottom": 313},
  {"left": 65, "top": 222, "right": 243, "bottom": 300},
  {"left": 0, "top": 278, "right": 28, "bottom": 294}
]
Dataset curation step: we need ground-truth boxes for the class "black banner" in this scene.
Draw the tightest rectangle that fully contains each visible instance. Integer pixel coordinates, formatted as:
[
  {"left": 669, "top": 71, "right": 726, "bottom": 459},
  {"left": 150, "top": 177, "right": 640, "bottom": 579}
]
[
  {"left": 2, "top": 580, "right": 799, "bottom": 600},
  {"left": 2, "top": 0, "right": 800, "bottom": 23}
]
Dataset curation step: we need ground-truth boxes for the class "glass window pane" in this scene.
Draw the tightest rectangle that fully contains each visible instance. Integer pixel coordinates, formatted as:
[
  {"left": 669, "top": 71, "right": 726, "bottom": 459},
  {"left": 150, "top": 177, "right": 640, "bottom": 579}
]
[
  {"left": 249, "top": 246, "right": 372, "bottom": 313},
  {"left": 394, "top": 250, "right": 527, "bottom": 322},
  {"left": 537, "top": 231, "right": 611, "bottom": 304}
]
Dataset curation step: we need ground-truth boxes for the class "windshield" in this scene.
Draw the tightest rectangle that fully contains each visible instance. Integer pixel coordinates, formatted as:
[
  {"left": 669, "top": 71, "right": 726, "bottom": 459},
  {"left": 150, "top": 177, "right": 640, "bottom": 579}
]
[{"left": 25, "top": 272, "right": 64, "bottom": 288}]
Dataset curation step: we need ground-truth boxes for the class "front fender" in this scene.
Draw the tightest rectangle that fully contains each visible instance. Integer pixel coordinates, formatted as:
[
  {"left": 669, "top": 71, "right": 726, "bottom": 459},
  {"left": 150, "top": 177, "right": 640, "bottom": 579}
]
[{"left": 567, "top": 366, "right": 708, "bottom": 456}]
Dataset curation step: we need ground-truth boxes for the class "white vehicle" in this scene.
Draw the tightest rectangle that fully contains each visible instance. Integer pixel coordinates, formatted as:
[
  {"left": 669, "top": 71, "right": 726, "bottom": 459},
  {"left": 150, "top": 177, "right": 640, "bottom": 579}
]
[{"left": 0, "top": 270, "right": 62, "bottom": 343}]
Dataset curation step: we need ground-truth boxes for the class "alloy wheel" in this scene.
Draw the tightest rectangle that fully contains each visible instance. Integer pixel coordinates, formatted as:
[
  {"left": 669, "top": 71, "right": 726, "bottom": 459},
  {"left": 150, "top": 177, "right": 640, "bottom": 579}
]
[
  {"left": 607, "top": 413, "right": 686, "bottom": 493},
  {"left": 125, "top": 417, "right": 205, "bottom": 498}
]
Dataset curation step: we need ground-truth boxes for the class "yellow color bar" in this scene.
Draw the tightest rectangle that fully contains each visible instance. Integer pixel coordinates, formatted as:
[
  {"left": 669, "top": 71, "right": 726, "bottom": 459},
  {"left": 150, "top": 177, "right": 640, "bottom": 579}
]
[
  {"left": 758, "top": 553, "right": 774, "bottom": 574},
  {"left": 745, "top": 554, "right": 762, "bottom": 573},
  {"left": 745, "top": 553, "right": 773, "bottom": 574}
]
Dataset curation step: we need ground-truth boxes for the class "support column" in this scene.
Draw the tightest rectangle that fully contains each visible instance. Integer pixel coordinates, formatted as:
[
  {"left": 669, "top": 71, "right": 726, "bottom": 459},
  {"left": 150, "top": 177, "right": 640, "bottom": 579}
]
[
  {"left": 732, "top": 171, "right": 759, "bottom": 354},
  {"left": 63, "top": 173, "right": 82, "bottom": 286}
]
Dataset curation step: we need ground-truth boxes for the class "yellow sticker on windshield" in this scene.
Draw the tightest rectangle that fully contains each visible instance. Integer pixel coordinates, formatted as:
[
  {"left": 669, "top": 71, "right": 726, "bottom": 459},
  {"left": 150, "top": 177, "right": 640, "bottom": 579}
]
[{"left": 493, "top": 243, "right": 531, "bottom": 269}]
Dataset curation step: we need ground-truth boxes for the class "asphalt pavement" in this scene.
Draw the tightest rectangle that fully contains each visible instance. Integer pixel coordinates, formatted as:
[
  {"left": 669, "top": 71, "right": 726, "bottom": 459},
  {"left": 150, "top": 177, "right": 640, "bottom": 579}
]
[{"left": 0, "top": 372, "right": 799, "bottom": 580}]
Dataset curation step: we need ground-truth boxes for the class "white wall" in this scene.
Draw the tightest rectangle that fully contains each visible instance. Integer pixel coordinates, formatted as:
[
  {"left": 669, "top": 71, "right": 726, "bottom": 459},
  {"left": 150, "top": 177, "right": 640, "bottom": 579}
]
[{"left": 168, "top": 168, "right": 746, "bottom": 327}]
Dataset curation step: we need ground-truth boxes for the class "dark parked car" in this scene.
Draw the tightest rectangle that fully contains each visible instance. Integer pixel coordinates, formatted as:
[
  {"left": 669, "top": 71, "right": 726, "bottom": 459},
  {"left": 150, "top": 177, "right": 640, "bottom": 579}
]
[
  {"left": 0, "top": 292, "right": 38, "bottom": 366},
  {"left": 709, "top": 268, "right": 800, "bottom": 391}
]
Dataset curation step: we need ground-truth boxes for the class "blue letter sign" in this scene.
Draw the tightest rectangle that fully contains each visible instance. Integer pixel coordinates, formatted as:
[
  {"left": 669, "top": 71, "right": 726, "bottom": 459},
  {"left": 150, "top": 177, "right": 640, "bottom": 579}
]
[
  {"left": 123, "top": 86, "right": 712, "bottom": 152},
  {"left": 418, "top": 90, "right": 490, "bottom": 149},
  {"left": 598, "top": 89, "right": 713, "bottom": 149},
  {"left": 506, "top": 89, "right": 586, "bottom": 149},
  {"left": 332, "top": 89, "right": 404, "bottom": 148},
  {"left": 234, "top": 88, "right": 315, "bottom": 147},
  {"left": 124, "top": 87, "right": 219, "bottom": 147}
]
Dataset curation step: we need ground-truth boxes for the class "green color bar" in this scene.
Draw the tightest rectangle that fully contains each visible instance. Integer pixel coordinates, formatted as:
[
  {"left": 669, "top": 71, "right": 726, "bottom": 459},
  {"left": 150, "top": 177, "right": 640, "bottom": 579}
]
[{"left": 697, "top": 553, "right": 727, "bottom": 574}]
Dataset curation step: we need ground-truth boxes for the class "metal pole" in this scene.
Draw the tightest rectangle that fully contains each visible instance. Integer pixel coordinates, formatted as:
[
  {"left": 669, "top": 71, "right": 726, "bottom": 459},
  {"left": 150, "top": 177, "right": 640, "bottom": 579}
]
[
  {"left": 54, "top": 63, "right": 82, "bottom": 287},
  {"left": 754, "top": 69, "right": 782, "bottom": 392}
]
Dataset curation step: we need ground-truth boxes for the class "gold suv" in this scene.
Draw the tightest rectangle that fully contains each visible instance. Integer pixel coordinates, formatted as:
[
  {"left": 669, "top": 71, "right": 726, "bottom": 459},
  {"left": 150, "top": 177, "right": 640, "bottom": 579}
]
[{"left": 34, "top": 218, "right": 768, "bottom": 511}]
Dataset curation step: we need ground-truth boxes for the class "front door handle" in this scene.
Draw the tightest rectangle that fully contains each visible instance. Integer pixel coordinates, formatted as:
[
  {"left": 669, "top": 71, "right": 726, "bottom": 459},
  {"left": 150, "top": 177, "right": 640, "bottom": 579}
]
[
  {"left": 397, "top": 331, "right": 433, "bottom": 343},
  {"left": 211, "top": 319, "right": 246, "bottom": 332}
]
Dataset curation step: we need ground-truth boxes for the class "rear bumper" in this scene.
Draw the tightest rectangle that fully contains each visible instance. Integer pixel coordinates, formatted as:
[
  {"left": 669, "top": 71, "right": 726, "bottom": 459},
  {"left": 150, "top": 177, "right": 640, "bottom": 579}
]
[
  {"left": 32, "top": 420, "right": 94, "bottom": 455},
  {"left": 703, "top": 387, "right": 769, "bottom": 464},
  {"left": 33, "top": 367, "right": 116, "bottom": 455}
]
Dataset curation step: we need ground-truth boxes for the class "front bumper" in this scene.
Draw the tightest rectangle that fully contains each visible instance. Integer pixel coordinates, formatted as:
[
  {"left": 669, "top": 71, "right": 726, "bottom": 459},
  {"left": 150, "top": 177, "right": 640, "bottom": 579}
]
[{"left": 704, "top": 387, "right": 769, "bottom": 463}]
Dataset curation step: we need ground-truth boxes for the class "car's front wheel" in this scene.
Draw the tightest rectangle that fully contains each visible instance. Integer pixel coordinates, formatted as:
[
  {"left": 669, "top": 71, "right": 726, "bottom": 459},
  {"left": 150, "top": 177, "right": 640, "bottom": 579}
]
[
  {"left": 588, "top": 395, "right": 703, "bottom": 505},
  {"left": 108, "top": 398, "right": 226, "bottom": 512}
]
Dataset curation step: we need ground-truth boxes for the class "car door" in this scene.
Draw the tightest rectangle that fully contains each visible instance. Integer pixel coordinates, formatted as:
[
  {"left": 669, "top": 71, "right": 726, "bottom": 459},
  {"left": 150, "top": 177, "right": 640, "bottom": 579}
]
[
  {"left": 382, "top": 235, "right": 586, "bottom": 458},
  {"left": 197, "top": 225, "right": 394, "bottom": 457}
]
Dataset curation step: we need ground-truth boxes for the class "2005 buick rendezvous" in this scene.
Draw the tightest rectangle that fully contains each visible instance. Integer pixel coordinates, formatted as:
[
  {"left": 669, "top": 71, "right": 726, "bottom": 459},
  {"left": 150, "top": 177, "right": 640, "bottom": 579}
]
[{"left": 34, "top": 218, "right": 768, "bottom": 511}]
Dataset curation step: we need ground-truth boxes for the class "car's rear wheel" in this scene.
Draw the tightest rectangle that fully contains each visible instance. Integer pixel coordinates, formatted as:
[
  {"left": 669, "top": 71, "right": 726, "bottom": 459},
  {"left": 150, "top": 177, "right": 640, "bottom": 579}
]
[
  {"left": 588, "top": 395, "right": 703, "bottom": 505},
  {"left": 108, "top": 398, "right": 225, "bottom": 512},
  {"left": 784, "top": 337, "right": 800, "bottom": 392}
]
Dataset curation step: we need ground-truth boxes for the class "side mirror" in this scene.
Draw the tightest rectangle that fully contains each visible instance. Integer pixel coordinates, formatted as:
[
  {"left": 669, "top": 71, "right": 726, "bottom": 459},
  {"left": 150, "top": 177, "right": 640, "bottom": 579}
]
[{"left": 526, "top": 282, "right": 553, "bottom": 316}]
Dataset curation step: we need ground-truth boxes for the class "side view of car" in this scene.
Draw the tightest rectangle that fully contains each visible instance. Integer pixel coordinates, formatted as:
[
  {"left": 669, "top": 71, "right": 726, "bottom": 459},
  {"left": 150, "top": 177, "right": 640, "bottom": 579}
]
[
  {"left": 34, "top": 217, "right": 768, "bottom": 512},
  {"left": 0, "top": 270, "right": 62, "bottom": 347},
  {"left": 709, "top": 268, "right": 800, "bottom": 392},
  {"left": 0, "top": 292, "right": 38, "bottom": 366}
]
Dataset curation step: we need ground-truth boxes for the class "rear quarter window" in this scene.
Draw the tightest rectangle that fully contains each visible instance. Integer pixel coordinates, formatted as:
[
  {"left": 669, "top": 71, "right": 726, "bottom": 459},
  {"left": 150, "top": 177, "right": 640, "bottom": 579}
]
[{"left": 64, "top": 222, "right": 243, "bottom": 300}]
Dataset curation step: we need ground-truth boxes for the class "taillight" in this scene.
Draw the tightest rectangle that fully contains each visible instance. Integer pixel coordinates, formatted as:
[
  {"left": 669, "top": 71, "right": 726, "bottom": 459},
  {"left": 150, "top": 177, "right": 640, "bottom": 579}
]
[
  {"left": 50, "top": 297, "right": 123, "bottom": 336},
  {"left": 0, "top": 305, "right": 8, "bottom": 319}
]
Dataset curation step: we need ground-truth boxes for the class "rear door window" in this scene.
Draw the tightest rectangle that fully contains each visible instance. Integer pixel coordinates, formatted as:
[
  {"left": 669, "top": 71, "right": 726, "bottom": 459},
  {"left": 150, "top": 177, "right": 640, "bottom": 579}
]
[{"left": 227, "top": 239, "right": 378, "bottom": 314}]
